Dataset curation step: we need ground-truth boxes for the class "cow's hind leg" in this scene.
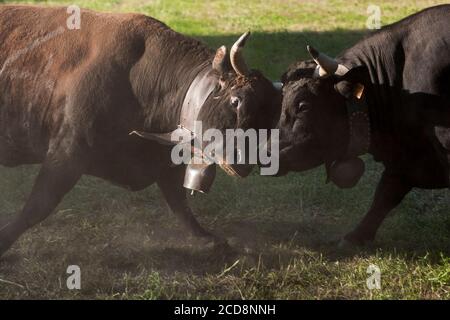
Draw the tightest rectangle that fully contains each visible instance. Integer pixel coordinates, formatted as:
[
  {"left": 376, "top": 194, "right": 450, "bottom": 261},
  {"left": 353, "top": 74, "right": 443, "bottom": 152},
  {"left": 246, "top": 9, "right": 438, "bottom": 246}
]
[
  {"left": 0, "top": 155, "right": 84, "bottom": 257},
  {"left": 343, "top": 171, "right": 412, "bottom": 246},
  {"left": 157, "top": 166, "right": 227, "bottom": 247}
]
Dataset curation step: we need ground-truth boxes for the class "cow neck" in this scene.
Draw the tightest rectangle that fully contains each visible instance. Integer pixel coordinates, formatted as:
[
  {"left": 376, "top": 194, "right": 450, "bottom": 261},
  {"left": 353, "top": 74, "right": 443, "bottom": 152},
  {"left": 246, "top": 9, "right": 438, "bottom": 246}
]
[
  {"left": 344, "top": 95, "right": 371, "bottom": 159},
  {"left": 129, "top": 65, "right": 218, "bottom": 145}
]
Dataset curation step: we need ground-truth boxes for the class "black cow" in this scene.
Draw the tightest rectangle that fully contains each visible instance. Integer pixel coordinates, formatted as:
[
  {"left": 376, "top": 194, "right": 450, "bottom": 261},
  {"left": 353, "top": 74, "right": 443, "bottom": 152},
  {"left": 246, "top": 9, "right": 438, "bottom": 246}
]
[
  {"left": 0, "top": 6, "right": 281, "bottom": 257},
  {"left": 278, "top": 5, "right": 450, "bottom": 245}
]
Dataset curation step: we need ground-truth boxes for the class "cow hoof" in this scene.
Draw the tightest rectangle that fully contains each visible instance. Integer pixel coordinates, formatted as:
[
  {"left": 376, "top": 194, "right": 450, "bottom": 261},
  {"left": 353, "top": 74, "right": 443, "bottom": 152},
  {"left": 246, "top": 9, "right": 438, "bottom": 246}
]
[
  {"left": 0, "top": 222, "right": 18, "bottom": 259},
  {"left": 214, "top": 240, "right": 232, "bottom": 252},
  {"left": 194, "top": 234, "right": 229, "bottom": 249},
  {"left": 338, "top": 234, "right": 374, "bottom": 250},
  {"left": 207, "top": 235, "right": 233, "bottom": 253},
  {"left": 0, "top": 240, "right": 11, "bottom": 260},
  {"left": 213, "top": 240, "right": 239, "bottom": 259},
  {"left": 338, "top": 238, "right": 357, "bottom": 249}
]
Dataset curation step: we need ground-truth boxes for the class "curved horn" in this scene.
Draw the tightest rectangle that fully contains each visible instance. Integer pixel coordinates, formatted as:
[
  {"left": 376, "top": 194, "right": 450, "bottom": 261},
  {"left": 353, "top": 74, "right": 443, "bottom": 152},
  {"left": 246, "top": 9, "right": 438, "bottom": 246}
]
[
  {"left": 307, "top": 45, "right": 349, "bottom": 77},
  {"left": 230, "top": 32, "right": 251, "bottom": 76}
]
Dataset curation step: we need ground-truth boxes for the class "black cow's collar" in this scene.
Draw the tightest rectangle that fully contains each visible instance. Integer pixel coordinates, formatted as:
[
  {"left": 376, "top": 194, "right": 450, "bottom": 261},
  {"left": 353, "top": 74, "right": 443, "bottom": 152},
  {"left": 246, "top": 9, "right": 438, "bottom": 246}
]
[{"left": 344, "top": 96, "right": 371, "bottom": 158}]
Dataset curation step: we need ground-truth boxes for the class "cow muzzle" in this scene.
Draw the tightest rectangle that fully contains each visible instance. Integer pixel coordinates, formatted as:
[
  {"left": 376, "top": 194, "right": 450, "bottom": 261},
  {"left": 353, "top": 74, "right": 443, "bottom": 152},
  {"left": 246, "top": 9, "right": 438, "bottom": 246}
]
[
  {"left": 213, "top": 148, "right": 255, "bottom": 178},
  {"left": 219, "top": 162, "right": 254, "bottom": 178},
  {"left": 184, "top": 163, "right": 253, "bottom": 195}
]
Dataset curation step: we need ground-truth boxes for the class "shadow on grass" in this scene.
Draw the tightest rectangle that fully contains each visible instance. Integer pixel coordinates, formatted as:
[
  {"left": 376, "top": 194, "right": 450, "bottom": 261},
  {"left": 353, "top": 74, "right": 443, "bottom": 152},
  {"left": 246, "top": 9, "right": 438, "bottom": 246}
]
[{"left": 76, "top": 213, "right": 450, "bottom": 278}]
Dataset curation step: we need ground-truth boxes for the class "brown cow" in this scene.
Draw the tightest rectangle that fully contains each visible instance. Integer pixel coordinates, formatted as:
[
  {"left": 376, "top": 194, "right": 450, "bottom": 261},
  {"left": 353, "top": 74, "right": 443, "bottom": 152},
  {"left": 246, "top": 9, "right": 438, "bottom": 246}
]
[{"left": 0, "top": 5, "right": 281, "bottom": 257}]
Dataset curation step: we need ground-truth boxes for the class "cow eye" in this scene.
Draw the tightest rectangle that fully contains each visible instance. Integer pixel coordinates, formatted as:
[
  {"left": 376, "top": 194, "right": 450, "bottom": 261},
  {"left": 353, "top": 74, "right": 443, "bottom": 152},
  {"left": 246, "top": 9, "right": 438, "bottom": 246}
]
[
  {"left": 230, "top": 96, "right": 241, "bottom": 109},
  {"left": 297, "top": 102, "right": 310, "bottom": 113}
]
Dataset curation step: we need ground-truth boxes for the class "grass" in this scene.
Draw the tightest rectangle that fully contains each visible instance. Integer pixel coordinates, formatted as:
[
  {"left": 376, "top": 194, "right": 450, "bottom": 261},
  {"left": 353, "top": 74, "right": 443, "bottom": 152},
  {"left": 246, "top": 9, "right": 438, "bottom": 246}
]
[{"left": 0, "top": 0, "right": 450, "bottom": 299}]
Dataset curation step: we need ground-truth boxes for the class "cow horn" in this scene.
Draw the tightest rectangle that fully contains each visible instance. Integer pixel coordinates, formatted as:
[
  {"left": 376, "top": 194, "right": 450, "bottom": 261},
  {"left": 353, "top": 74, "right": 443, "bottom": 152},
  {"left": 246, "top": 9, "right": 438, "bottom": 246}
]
[
  {"left": 307, "top": 45, "right": 349, "bottom": 77},
  {"left": 230, "top": 32, "right": 251, "bottom": 76}
]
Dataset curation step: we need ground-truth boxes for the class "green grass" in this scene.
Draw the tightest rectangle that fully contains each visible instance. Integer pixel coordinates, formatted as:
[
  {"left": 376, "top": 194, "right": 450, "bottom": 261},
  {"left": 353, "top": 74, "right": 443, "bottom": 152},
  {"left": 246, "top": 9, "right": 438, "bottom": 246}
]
[{"left": 0, "top": 0, "right": 449, "bottom": 299}]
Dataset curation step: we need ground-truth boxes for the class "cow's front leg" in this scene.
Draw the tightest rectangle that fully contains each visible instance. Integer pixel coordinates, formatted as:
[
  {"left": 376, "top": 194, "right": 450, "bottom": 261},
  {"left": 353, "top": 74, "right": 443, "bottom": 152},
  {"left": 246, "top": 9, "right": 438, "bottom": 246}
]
[
  {"left": 343, "top": 171, "right": 412, "bottom": 245},
  {"left": 0, "top": 155, "right": 84, "bottom": 258},
  {"left": 157, "top": 166, "right": 227, "bottom": 246}
]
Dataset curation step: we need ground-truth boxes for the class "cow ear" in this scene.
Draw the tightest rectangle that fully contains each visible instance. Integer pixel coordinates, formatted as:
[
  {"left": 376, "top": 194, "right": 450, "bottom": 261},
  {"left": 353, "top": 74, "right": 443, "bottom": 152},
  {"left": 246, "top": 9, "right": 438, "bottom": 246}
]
[
  {"left": 212, "top": 45, "right": 231, "bottom": 74},
  {"left": 334, "top": 65, "right": 369, "bottom": 100},
  {"left": 335, "top": 80, "right": 365, "bottom": 100}
]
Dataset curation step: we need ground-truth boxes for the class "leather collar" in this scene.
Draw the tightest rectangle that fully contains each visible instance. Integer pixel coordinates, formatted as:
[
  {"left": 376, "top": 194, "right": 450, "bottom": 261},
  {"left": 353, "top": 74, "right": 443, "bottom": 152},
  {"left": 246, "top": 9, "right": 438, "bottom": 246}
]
[
  {"left": 180, "top": 67, "right": 219, "bottom": 132},
  {"left": 130, "top": 66, "right": 219, "bottom": 144}
]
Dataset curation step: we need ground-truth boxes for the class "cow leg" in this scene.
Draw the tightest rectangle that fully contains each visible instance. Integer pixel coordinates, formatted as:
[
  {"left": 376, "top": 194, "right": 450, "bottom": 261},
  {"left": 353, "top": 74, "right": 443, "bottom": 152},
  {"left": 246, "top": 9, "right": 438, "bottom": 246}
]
[
  {"left": 157, "top": 166, "right": 226, "bottom": 246},
  {"left": 343, "top": 171, "right": 412, "bottom": 245},
  {"left": 0, "top": 156, "right": 83, "bottom": 257}
]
